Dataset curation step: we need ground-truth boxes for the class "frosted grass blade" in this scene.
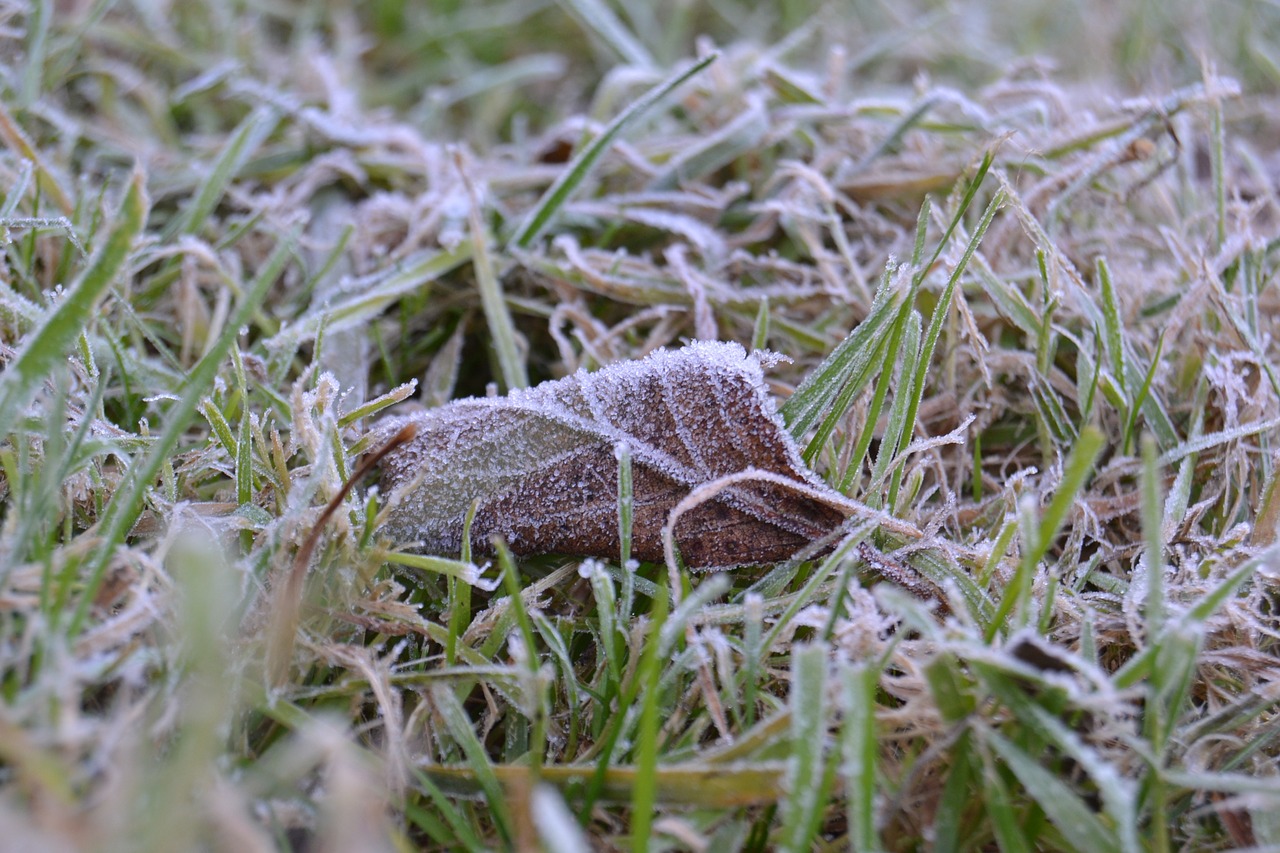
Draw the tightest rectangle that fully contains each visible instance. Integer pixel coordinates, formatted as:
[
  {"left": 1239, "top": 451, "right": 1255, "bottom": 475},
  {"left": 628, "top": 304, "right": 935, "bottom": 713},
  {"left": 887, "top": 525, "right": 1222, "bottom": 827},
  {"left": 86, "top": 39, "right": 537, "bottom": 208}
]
[
  {"left": 510, "top": 53, "right": 717, "bottom": 249},
  {"left": 66, "top": 233, "right": 290, "bottom": 637},
  {"left": 0, "top": 170, "right": 146, "bottom": 439},
  {"left": 985, "top": 729, "right": 1120, "bottom": 853},
  {"left": 556, "top": 0, "right": 653, "bottom": 68}
]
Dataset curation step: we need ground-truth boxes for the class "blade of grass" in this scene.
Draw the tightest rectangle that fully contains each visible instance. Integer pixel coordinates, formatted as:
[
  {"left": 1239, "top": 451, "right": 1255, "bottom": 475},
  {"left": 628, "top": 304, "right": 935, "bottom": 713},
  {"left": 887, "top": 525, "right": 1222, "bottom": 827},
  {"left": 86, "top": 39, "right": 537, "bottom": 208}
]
[
  {"left": 647, "top": 100, "right": 769, "bottom": 191},
  {"left": 458, "top": 150, "right": 527, "bottom": 391},
  {"left": 555, "top": 0, "right": 654, "bottom": 68},
  {"left": 975, "top": 662, "right": 1141, "bottom": 852},
  {"left": 781, "top": 269, "right": 905, "bottom": 437},
  {"left": 1141, "top": 435, "right": 1166, "bottom": 635},
  {"left": 629, "top": 574, "right": 668, "bottom": 852},
  {"left": 428, "top": 685, "right": 515, "bottom": 847},
  {"left": 932, "top": 733, "right": 976, "bottom": 853},
  {"left": 866, "top": 310, "right": 921, "bottom": 499},
  {"left": 886, "top": 185, "right": 1004, "bottom": 508},
  {"left": 836, "top": 330, "right": 895, "bottom": 494},
  {"left": 984, "top": 729, "right": 1120, "bottom": 853},
  {"left": 66, "top": 231, "right": 289, "bottom": 638},
  {"left": 1122, "top": 334, "right": 1165, "bottom": 454},
  {"left": 0, "top": 169, "right": 146, "bottom": 439},
  {"left": 19, "top": 0, "right": 50, "bottom": 108},
  {"left": 841, "top": 660, "right": 879, "bottom": 852},
  {"left": 405, "top": 786, "right": 482, "bottom": 853},
  {"left": 985, "top": 425, "right": 1105, "bottom": 640},
  {"left": 616, "top": 443, "right": 634, "bottom": 568},
  {"left": 167, "top": 105, "right": 279, "bottom": 238},
  {"left": 384, "top": 551, "right": 495, "bottom": 590},
  {"left": 978, "top": 742, "right": 1033, "bottom": 853},
  {"left": 778, "top": 642, "right": 828, "bottom": 853},
  {"left": 751, "top": 297, "right": 770, "bottom": 352},
  {"left": 1096, "top": 257, "right": 1128, "bottom": 400},
  {"left": 760, "top": 525, "right": 873, "bottom": 654},
  {"left": 509, "top": 52, "right": 717, "bottom": 249}
]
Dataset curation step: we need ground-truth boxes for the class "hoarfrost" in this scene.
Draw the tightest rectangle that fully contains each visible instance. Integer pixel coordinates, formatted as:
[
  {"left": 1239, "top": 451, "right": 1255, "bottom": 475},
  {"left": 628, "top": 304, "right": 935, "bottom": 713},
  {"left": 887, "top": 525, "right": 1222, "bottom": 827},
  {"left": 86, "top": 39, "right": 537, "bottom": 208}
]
[{"left": 376, "top": 341, "right": 868, "bottom": 569}]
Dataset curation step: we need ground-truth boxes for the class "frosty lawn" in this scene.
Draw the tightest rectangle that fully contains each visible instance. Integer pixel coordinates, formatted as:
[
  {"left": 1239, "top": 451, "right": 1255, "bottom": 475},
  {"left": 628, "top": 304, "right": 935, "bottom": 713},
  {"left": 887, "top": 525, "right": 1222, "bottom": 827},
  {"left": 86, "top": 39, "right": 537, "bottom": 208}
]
[{"left": 2, "top": 1, "right": 1280, "bottom": 851}]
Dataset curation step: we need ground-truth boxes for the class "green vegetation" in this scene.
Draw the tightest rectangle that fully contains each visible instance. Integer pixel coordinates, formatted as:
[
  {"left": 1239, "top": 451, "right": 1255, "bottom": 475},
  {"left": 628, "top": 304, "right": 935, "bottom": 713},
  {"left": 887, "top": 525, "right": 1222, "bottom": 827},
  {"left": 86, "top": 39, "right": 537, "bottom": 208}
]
[{"left": 2, "top": 1, "right": 1280, "bottom": 849}]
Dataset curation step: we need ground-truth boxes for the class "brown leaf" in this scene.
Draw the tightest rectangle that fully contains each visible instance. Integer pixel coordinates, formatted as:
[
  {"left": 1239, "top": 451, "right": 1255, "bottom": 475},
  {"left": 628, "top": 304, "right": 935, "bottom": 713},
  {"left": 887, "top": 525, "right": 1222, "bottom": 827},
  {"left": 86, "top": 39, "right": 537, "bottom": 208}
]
[{"left": 377, "top": 341, "right": 909, "bottom": 569}]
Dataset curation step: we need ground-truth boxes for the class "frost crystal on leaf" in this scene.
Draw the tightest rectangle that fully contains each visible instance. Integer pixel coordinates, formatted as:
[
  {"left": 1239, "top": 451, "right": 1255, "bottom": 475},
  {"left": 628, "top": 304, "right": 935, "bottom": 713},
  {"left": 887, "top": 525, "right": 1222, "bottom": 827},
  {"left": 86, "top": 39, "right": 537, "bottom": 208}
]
[{"left": 376, "top": 340, "right": 853, "bottom": 569}]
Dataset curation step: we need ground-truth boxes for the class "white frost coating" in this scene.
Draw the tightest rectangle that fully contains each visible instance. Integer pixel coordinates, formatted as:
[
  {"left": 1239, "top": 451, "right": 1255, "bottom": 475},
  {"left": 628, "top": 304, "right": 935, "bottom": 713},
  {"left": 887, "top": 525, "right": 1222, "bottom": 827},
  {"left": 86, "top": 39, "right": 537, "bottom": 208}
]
[
  {"left": 461, "top": 561, "right": 500, "bottom": 592},
  {"left": 531, "top": 785, "right": 592, "bottom": 853},
  {"left": 577, "top": 558, "right": 608, "bottom": 580},
  {"left": 374, "top": 340, "right": 881, "bottom": 567},
  {"left": 753, "top": 349, "right": 790, "bottom": 369}
]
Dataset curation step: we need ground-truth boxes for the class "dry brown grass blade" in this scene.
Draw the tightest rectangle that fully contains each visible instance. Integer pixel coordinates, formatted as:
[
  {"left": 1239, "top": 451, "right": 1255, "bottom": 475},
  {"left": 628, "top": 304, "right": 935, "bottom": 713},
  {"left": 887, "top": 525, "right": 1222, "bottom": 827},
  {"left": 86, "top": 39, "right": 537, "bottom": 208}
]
[{"left": 266, "top": 423, "right": 419, "bottom": 687}]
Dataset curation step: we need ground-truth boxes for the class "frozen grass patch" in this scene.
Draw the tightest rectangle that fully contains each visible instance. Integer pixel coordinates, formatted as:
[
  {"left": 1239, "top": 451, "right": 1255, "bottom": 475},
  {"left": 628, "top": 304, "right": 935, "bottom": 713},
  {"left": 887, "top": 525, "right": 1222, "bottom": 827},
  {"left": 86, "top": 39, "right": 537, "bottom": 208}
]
[{"left": 2, "top": 1, "right": 1280, "bottom": 849}]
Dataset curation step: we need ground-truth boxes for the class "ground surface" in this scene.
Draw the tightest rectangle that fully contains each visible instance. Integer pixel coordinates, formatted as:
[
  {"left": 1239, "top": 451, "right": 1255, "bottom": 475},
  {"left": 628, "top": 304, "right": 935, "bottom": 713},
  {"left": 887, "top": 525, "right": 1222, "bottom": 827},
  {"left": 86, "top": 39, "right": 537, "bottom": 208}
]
[{"left": 2, "top": 1, "right": 1280, "bottom": 850}]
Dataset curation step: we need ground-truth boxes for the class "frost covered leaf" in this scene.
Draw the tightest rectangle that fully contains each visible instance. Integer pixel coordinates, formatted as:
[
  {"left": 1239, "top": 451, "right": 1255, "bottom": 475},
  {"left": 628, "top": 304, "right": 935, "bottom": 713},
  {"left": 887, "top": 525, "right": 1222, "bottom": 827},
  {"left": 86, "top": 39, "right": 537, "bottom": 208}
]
[{"left": 377, "top": 341, "right": 886, "bottom": 570}]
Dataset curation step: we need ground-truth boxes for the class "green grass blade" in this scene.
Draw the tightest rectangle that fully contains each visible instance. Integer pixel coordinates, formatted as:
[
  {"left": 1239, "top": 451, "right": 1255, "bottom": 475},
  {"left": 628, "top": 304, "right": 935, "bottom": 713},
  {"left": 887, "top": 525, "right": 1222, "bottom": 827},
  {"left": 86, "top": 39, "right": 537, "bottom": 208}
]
[
  {"left": 984, "top": 729, "right": 1120, "bottom": 853},
  {"left": 408, "top": 770, "right": 487, "bottom": 852},
  {"left": 887, "top": 185, "right": 1004, "bottom": 507},
  {"left": 198, "top": 399, "right": 237, "bottom": 461},
  {"left": 616, "top": 443, "right": 634, "bottom": 568},
  {"left": 778, "top": 642, "right": 828, "bottom": 853},
  {"left": 462, "top": 158, "right": 527, "bottom": 391},
  {"left": 854, "top": 97, "right": 939, "bottom": 170},
  {"left": 235, "top": 408, "right": 254, "bottom": 506},
  {"left": 781, "top": 276, "right": 904, "bottom": 437},
  {"left": 628, "top": 577, "right": 668, "bottom": 852},
  {"left": 979, "top": 744, "right": 1033, "bottom": 853},
  {"left": 1096, "top": 257, "right": 1128, "bottom": 400},
  {"left": 66, "top": 231, "right": 289, "bottom": 637},
  {"left": 932, "top": 734, "right": 975, "bottom": 853},
  {"left": 428, "top": 685, "right": 515, "bottom": 846},
  {"left": 555, "top": 0, "right": 654, "bottom": 68},
  {"left": 1122, "top": 334, "right": 1165, "bottom": 454},
  {"left": 1141, "top": 434, "right": 1166, "bottom": 635},
  {"left": 269, "top": 242, "right": 473, "bottom": 352},
  {"left": 0, "top": 170, "right": 146, "bottom": 439},
  {"left": 751, "top": 297, "right": 770, "bottom": 352},
  {"left": 802, "top": 326, "right": 893, "bottom": 468},
  {"left": 760, "top": 527, "right": 871, "bottom": 654},
  {"left": 986, "top": 425, "right": 1104, "bottom": 639},
  {"left": 867, "top": 309, "right": 921, "bottom": 495},
  {"left": 169, "top": 106, "right": 279, "bottom": 237},
  {"left": 841, "top": 661, "right": 879, "bottom": 852},
  {"left": 20, "top": 0, "right": 50, "bottom": 108},
  {"left": 647, "top": 100, "right": 768, "bottom": 191},
  {"left": 385, "top": 551, "right": 495, "bottom": 589},
  {"left": 509, "top": 52, "right": 717, "bottom": 249},
  {"left": 976, "top": 663, "right": 1141, "bottom": 851}
]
